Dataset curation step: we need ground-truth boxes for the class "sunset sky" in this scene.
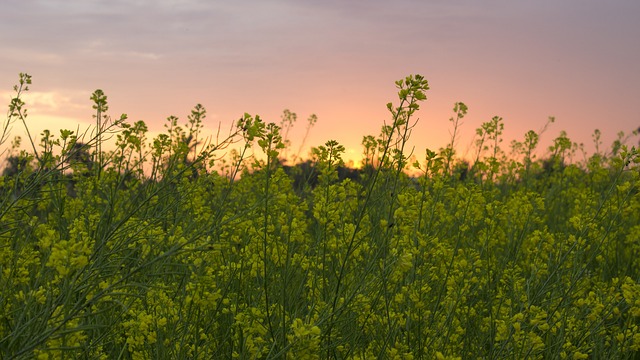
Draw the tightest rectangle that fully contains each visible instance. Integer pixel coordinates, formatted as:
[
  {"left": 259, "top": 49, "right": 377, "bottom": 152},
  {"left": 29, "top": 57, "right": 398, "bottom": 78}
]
[{"left": 2, "top": 0, "right": 639, "bottom": 166}]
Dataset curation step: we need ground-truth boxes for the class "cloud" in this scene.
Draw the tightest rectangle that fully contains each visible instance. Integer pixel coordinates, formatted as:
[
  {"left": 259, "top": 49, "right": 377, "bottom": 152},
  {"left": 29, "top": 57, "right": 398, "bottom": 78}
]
[
  {"left": 26, "top": 91, "right": 87, "bottom": 112},
  {"left": 0, "top": 48, "right": 66, "bottom": 66},
  {"left": 76, "top": 40, "right": 163, "bottom": 61},
  {"left": 0, "top": 90, "right": 94, "bottom": 150},
  {"left": 0, "top": 89, "right": 88, "bottom": 116}
]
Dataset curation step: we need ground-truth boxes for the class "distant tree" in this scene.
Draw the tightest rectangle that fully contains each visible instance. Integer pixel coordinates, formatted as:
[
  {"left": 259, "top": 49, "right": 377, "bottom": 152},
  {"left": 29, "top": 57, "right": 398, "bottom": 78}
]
[
  {"left": 452, "top": 160, "right": 471, "bottom": 182},
  {"left": 2, "top": 152, "right": 32, "bottom": 177},
  {"left": 282, "top": 160, "right": 318, "bottom": 193},
  {"left": 66, "top": 141, "right": 94, "bottom": 173}
]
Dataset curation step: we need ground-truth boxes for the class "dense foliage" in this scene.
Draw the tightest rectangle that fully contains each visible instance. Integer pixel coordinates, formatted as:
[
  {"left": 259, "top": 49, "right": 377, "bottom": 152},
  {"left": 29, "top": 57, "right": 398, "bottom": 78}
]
[{"left": 1, "top": 73, "right": 640, "bottom": 359}]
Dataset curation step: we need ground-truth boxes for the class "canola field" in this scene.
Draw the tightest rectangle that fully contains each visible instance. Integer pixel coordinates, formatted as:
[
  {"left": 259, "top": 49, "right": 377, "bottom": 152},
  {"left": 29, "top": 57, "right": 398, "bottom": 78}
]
[{"left": 1, "top": 74, "right": 640, "bottom": 359}]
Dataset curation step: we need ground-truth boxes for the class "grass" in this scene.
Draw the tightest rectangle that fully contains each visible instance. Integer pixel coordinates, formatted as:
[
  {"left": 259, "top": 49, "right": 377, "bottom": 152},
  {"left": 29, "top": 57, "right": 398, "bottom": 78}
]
[{"left": 1, "top": 73, "right": 640, "bottom": 359}]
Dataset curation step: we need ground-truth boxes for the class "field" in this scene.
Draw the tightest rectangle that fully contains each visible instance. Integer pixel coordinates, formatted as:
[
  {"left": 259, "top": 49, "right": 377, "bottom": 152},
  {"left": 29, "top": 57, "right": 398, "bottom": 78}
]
[{"left": 1, "top": 73, "right": 640, "bottom": 359}]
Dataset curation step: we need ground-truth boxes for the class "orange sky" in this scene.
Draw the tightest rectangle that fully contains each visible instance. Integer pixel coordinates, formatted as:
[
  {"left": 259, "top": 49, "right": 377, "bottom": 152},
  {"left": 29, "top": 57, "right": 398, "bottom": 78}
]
[{"left": 2, "top": 1, "right": 639, "bottom": 167}]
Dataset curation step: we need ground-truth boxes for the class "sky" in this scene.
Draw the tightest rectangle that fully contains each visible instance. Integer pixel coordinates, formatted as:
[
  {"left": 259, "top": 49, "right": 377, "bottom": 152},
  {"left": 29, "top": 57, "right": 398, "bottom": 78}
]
[{"left": 2, "top": 0, "right": 639, "bottom": 166}]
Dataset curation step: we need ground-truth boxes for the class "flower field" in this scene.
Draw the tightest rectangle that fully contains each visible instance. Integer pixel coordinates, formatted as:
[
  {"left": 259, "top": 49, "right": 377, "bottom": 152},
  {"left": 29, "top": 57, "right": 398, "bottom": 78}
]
[{"left": 1, "top": 73, "right": 640, "bottom": 359}]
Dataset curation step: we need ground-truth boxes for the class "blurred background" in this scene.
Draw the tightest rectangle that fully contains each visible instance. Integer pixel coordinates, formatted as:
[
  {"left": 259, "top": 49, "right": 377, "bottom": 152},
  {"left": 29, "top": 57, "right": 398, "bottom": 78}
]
[{"left": 2, "top": 0, "right": 639, "bottom": 166}]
